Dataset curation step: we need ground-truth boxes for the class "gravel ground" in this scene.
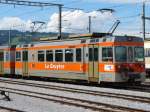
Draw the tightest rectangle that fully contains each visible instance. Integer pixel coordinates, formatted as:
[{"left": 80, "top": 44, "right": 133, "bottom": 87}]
[
  {"left": 0, "top": 77, "right": 150, "bottom": 112},
  {"left": 0, "top": 94, "right": 92, "bottom": 112}
]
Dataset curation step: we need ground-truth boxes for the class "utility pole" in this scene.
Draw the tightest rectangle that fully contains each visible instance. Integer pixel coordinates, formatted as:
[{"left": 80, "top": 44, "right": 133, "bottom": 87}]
[
  {"left": 58, "top": 5, "right": 62, "bottom": 39},
  {"left": 88, "top": 16, "right": 91, "bottom": 33},
  {"left": 142, "top": 2, "right": 146, "bottom": 40},
  {"left": 8, "top": 28, "right": 11, "bottom": 46}
]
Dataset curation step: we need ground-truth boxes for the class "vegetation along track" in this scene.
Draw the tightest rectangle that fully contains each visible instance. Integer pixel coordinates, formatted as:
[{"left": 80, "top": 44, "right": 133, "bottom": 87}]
[
  {"left": 0, "top": 87, "right": 147, "bottom": 112},
  {"left": 0, "top": 78, "right": 150, "bottom": 104}
]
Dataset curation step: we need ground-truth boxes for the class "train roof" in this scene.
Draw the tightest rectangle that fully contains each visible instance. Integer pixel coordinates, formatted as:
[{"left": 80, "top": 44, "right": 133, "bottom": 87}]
[
  {"left": 15, "top": 34, "right": 143, "bottom": 48},
  {"left": 115, "top": 35, "right": 143, "bottom": 42}
]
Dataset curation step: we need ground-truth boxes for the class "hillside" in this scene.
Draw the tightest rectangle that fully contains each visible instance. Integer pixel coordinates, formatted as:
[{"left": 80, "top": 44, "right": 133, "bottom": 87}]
[{"left": 0, "top": 30, "right": 68, "bottom": 45}]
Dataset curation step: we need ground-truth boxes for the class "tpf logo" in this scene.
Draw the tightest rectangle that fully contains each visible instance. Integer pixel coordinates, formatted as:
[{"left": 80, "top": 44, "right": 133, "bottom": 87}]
[{"left": 104, "top": 65, "right": 114, "bottom": 71}]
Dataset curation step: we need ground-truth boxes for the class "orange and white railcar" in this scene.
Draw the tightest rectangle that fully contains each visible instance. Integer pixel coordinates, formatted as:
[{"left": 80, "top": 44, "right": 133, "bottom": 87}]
[
  {"left": 0, "top": 45, "right": 15, "bottom": 75},
  {"left": 0, "top": 33, "right": 146, "bottom": 83}
]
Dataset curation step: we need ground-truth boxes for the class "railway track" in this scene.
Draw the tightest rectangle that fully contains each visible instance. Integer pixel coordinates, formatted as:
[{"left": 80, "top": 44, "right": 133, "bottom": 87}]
[
  {"left": 123, "top": 84, "right": 150, "bottom": 92},
  {"left": 0, "top": 106, "right": 24, "bottom": 112},
  {"left": 142, "top": 82, "right": 150, "bottom": 87},
  {"left": 0, "top": 87, "right": 147, "bottom": 112},
  {"left": 0, "top": 78, "right": 150, "bottom": 105},
  {"left": 102, "top": 82, "right": 150, "bottom": 92}
]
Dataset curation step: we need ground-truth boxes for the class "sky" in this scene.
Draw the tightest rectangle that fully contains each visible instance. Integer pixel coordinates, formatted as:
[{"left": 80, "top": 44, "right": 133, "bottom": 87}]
[{"left": 0, "top": 0, "right": 150, "bottom": 36}]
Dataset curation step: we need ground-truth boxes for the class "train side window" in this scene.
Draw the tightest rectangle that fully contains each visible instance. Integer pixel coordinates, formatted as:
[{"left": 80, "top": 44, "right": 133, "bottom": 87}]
[
  {"left": 46, "top": 50, "right": 53, "bottom": 62},
  {"left": 65, "top": 49, "right": 73, "bottom": 62},
  {"left": 76, "top": 48, "right": 81, "bottom": 62},
  {"left": 55, "top": 50, "right": 63, "bottom": 62},
  {"left": 16, "top": 51, "right": 21, "bottom": 61},
  {"left": 115, "top": 46, "right": 127, "bottom": 62},
  {"left": 102, "top": 47, "right": 113, "bottom": 62},
  {"left": 38, "top": 51, "right": 45, "bottom": 62},
  {"left": 128, "top": 47, "right": 133, "bottom": 62}
]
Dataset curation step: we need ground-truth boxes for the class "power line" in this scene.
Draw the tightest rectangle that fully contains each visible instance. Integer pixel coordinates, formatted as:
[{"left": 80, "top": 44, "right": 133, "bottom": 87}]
[
  {"left": 102, "top": 4, "right": 128, "bottom": 9},
  {"left": 0, "top": 0, "right": 62, "bottom": 7},
  {"left": 121, "top": 19, "right": 139, "bottom": 24},
  {"left": 63, "top": 6, "right": 83, "bottom": 10},
  {"left": 115, "top": 14, "right": 140, "bottom": 20}
]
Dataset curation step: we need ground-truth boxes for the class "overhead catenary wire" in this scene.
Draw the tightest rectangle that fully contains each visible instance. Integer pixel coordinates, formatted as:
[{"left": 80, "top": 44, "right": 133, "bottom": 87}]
[
  {"left": 0, "top": 0, "right": 140, "bottom": 19},
  {"left": 0, "top": 0, "right": 148, "bottom": 36},
  {"left": 114, "top": 14, "right": 141, "bottom": 20}
]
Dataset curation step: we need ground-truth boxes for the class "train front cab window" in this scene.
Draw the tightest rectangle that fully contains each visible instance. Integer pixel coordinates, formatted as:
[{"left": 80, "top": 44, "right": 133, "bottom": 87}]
[
  {"left": 128, "top": 47, "right": 133, "bottom": 62},
  {"left": 88, "top": 45, "right": 99, "bottom": 81},
  {"left": 134, "top": 47, "right": 144, "bottom": 62},
  {"left": 115, "top": 46, "right": 127, "bottom": 62},
  {"left": 115, "top": 46, "right": 144, "bottom": 63},
  {"left": 0, "top": 51, "right": 4, "bottom": 74},
  {"left": 102, "top": 47, "right": 113, "bottom": 62}
]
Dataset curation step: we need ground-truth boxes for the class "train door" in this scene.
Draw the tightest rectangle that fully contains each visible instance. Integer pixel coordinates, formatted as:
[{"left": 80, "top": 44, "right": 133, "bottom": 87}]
[
  {"left": 10, "top": 46, "right": 16, "bottom": 74},
  {"left": 0, "top": 50, "right": 4, "bottom": 75},
  {"left": 88, "top": 45, "right": 99, "bottom": 82},
  {"left": 22, "top": 49, "right": 28, "bottom": 77}
]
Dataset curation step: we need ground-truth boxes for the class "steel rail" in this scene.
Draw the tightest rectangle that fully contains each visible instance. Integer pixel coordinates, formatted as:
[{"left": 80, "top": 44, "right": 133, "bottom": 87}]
[
  {"left": 0, "top": 106, "right": 24, "bottom": 112},
  {"left": 0, "top": 87, "right": 147, "bottom": 112},
  {"left": 0, "top": 78, "right": 150, "bottom": 104}
]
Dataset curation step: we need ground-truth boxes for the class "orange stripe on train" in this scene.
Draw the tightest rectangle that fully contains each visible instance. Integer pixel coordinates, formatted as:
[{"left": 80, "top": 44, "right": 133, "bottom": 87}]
[{"left": 13, "top": 42, "right": 143, "bottom": 51}]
